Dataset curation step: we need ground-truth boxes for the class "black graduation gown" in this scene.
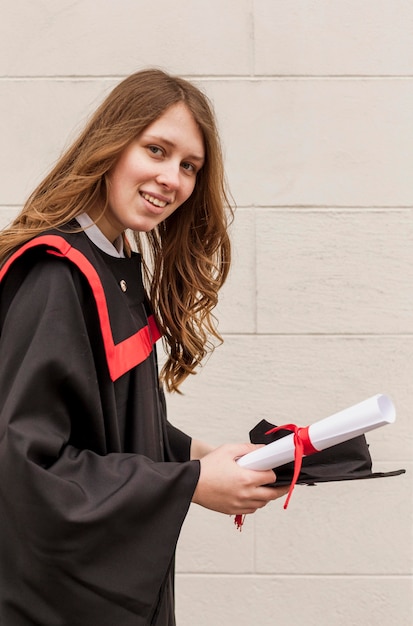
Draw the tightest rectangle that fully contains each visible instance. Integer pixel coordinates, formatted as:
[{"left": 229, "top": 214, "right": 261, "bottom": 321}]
[{"left": 0, "top": 228, "right": 200, "bottom": 626}]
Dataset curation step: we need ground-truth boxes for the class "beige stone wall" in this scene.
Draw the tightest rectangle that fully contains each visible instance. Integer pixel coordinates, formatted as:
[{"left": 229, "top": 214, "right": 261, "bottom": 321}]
[{"left": 1, "top": 1, "right": 412, "bottom": 624}]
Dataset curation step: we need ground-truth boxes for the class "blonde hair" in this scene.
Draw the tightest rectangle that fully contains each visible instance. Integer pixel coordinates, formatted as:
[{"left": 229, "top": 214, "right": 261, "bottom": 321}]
[{"left": 0, "top": 69, "right": 232, "bottom": 392}]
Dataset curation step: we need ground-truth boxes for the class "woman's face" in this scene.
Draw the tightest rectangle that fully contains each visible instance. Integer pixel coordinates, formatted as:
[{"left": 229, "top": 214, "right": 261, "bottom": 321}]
[{"left": 90, "top": 102, "right": 205, "bottom": 242}]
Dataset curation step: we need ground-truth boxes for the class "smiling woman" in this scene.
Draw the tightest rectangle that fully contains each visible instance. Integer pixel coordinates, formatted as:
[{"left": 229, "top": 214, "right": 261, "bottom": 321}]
[
  {"left": 89, "top": 102, "right": 205, "bottom": 240},
  {"left": 0, "top": 69, "right": 288, "bottom": 626}
]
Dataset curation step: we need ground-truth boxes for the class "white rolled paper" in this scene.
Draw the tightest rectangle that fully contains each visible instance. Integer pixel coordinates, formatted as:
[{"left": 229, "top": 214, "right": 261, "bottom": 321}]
[{"left": 237, "top": 394, "right": 395, "bottom": 471}]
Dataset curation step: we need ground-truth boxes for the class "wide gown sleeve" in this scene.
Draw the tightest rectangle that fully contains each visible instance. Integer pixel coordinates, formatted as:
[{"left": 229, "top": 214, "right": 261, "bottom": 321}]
[{"left": 0, "top": 255, "right": 200, "bottom": 625}]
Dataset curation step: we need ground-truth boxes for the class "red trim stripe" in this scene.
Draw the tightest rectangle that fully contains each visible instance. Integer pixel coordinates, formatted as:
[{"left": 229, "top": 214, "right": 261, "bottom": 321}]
[{"left": 0, "top": 235, "right": 162, "bottom": 381}]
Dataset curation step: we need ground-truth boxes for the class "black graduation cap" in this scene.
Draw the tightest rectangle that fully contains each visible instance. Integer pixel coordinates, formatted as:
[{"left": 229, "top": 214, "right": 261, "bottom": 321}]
[{"left": 250, "top": 418, "right": 406, "bottom": 487}]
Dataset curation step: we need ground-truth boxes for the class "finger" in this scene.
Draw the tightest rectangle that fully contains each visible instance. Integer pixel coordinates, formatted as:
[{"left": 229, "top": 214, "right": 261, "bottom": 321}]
[
  {"left": 253, "top": 485, "right": 289, "bottom": 503},
  {"left": 247, "top": 468, "right": 276, "bottom": 486},
  {"left": 232, "top": 443, "right": 266, "bottom": 460},
  {"left": 270, "top": 486, "right": 290, "bottom": 500}
]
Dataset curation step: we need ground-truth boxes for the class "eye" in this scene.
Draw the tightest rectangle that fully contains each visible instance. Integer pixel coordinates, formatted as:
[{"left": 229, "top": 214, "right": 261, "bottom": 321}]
[
  {"left": 181, "top": 161, "right": 196, "bottom": 174},
  {"left": 148, "top": 145, "right": 163, "bottom": 157}
]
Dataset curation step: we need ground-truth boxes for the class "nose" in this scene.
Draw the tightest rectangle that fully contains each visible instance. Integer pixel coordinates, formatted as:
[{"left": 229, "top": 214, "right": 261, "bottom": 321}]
[{"left": 156, "top": 160, "right": 180, "bottom": 190}]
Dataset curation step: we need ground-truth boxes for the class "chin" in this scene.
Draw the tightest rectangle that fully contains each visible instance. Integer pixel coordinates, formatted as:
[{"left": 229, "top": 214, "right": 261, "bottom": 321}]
[{"left": 129, "top": 220, "right": 161, "bottom": 233}]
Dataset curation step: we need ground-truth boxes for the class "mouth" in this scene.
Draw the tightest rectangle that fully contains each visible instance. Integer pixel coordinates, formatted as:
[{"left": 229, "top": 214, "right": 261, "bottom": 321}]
[{"left": 140, "top": 192, "right": 169, "bottom": 209}]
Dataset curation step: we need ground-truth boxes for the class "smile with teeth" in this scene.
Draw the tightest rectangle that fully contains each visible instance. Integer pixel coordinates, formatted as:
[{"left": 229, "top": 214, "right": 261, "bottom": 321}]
[{"left": 141, "top": 192, "right": 168, "bottom": 208}]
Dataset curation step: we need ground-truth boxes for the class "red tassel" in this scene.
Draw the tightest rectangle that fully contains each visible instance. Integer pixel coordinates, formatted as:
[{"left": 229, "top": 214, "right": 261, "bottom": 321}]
[{"left": 234, "top": 514, "right": 245, "bottom": 530}]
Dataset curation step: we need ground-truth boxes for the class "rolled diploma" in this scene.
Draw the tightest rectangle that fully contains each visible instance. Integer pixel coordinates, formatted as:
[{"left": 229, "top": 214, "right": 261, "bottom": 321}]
[{"left": 237, "top": 394, "right": 395, "bottom": 471}]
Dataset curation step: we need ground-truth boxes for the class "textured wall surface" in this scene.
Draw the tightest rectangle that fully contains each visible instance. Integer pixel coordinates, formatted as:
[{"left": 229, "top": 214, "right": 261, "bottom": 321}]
[{"left": 1, "top": 1, "right": 412, "bottom": 624}]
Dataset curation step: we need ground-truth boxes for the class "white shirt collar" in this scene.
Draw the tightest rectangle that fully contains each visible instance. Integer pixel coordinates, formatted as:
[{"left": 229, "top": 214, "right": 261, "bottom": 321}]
[{"left": 75, "top": 213, "right": 125, "bottom": 258}]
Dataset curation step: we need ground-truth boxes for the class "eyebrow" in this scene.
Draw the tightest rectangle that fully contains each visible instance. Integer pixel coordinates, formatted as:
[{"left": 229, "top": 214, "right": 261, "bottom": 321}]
[{"left": 144, "top": 134, "right": 205, "bottom": 164}]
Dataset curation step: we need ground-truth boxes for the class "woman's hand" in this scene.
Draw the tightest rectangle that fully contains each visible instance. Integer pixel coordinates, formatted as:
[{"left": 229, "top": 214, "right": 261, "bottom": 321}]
[{"left": 191, "top": 443, "right": 289, "bottom": 515}]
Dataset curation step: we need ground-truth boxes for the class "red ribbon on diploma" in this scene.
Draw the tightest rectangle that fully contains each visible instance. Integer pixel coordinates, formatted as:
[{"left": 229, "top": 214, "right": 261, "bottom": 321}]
[
  {"left": 265, "top": 423, "right": 320, "bottom": 509},
  {"left": 234, "top": 423, "right": 320, "bottom": 530}
]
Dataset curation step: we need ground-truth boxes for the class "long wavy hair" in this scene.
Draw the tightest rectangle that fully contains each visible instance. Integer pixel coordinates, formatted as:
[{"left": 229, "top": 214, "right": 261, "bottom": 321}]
[{"left": 0, "top": 69, "right": 233, "bottom": 392}]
